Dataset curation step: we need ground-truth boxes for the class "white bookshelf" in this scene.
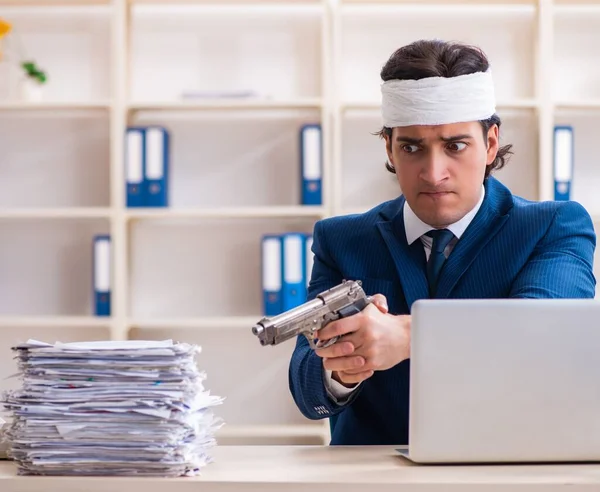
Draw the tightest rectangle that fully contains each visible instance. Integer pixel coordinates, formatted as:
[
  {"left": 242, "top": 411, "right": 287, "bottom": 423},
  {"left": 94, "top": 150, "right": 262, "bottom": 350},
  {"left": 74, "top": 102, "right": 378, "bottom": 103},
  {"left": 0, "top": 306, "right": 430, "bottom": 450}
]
[{"left": 0, "top": 0, "right": 598, "bottom": 447}]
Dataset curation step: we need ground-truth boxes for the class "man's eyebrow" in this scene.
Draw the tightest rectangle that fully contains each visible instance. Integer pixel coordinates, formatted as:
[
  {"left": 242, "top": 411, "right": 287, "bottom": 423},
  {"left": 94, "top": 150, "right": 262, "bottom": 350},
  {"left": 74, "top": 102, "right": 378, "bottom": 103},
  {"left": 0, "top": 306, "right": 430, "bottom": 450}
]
[
  {"left": 440, "top": 134, "right": 473, "bottom": 142},
  {"left": 395, "top": 134, "right": 473, "bottom": 144},
  {"left": 395, "top": 136, "right": 423, "bottom": 144}
]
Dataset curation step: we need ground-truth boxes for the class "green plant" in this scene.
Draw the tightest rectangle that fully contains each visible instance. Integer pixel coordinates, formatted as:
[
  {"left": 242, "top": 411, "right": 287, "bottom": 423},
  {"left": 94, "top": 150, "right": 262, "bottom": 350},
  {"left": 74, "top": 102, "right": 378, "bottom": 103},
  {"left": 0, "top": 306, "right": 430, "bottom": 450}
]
[{"left": 21, "top": 61, "right": 47, "bottom": 84}]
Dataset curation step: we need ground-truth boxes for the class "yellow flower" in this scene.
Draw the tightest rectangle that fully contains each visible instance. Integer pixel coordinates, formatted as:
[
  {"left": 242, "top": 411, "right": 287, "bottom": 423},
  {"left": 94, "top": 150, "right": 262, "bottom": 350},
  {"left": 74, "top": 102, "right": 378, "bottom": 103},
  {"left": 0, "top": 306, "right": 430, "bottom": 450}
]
[{"left": 0, "top": 19, "right": 12, "bottom": 38}]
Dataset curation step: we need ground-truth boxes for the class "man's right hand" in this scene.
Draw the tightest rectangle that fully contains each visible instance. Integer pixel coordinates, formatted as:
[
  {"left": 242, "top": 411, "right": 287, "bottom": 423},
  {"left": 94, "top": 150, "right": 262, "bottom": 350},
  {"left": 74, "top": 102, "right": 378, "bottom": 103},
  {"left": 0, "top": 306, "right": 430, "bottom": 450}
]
[{"left": 316, "top": 294, "right": 390, "bottom": 388}]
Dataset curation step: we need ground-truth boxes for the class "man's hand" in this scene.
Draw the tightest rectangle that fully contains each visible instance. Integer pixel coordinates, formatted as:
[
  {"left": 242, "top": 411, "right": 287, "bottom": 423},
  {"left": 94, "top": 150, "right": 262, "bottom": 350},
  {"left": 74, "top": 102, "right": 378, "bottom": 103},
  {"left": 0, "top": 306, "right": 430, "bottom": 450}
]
[{"left": 315, "top": 294, "right": 411, "bottom": 387}]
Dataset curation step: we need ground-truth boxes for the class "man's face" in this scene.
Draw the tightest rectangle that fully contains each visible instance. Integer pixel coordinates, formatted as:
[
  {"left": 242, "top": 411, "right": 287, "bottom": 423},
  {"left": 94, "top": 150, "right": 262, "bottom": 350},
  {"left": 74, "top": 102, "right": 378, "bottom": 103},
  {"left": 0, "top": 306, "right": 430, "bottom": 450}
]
[{"left": 385, "top": 121, "right": 499, "bottom": 228}]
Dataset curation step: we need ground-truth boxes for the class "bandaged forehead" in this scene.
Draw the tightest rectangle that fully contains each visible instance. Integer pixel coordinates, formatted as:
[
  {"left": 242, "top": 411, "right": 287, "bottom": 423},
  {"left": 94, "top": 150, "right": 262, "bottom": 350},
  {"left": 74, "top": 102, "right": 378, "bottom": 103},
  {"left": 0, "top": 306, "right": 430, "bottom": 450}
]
[{"left": 381, "top": 70, "right": 496, "bottom": 128}]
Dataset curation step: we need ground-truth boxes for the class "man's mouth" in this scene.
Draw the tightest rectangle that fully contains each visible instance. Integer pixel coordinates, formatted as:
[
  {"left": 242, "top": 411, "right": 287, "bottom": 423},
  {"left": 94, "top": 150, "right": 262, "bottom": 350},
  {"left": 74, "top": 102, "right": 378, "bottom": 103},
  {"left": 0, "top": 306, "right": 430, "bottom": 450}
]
[{"left": 421, "top": 191, "right": 452, "bottom": 197}]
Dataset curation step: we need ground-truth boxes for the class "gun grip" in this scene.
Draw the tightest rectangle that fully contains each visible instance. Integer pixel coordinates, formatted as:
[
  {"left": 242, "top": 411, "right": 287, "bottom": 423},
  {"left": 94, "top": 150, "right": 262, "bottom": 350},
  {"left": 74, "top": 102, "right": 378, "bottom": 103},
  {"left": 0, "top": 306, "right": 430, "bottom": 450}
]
[
  {"left": 337, "top": 299, "right": 366, "bottom": 318},
  {"left": 339, "top": 294, "right": 370, "bottom": 317}
]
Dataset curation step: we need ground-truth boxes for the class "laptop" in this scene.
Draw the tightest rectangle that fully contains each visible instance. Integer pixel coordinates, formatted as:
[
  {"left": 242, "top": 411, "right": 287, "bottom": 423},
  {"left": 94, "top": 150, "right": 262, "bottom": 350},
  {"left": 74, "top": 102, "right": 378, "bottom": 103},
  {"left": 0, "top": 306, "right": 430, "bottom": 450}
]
[{"left": 398, "top": 298, "right": 600, "bottom": 464}]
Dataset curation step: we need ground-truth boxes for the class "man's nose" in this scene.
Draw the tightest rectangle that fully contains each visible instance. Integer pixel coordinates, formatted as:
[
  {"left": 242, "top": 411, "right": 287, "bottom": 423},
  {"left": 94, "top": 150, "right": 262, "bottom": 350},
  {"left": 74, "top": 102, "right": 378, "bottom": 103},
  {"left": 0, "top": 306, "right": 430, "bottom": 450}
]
[{"left": 420, "top": 151, "right": 449, "bottom": 185}]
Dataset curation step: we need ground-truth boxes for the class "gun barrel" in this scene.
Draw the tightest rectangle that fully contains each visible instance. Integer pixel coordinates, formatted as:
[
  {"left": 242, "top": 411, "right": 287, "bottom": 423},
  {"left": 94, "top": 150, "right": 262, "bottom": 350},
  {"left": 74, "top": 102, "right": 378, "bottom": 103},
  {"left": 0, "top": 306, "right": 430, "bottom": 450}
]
[
  {"left": 251, "top": 280, "right": 368, "bottom": 347},
  {"left": 251, "top": 324, "right": 264, "bottom": 337},
  {"left": 252, "top": 297, "right": 325, "bottom": 346}
]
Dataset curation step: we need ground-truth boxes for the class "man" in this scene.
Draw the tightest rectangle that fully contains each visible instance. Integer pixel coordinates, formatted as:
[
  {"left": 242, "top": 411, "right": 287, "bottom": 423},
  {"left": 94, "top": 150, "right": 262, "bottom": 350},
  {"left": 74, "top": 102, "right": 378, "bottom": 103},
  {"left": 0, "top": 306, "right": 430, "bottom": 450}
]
[{"left": 288, "top": 39, "right": 596, "bottom": 446}]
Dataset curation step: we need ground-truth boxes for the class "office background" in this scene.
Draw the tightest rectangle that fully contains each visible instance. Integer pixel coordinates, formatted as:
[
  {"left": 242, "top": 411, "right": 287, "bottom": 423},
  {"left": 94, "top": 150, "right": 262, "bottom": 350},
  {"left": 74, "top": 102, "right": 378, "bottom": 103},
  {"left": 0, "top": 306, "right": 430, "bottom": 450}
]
[{"left": 0, "top": 0, "right": 598, "bottom": 448}]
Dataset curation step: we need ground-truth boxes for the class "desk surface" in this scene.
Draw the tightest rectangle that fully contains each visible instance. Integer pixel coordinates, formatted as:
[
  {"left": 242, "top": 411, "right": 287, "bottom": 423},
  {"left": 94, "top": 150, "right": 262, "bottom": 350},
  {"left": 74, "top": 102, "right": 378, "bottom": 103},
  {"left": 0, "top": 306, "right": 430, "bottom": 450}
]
[{"left": 3, "top": 445, "right": 600, "bottom": 492}]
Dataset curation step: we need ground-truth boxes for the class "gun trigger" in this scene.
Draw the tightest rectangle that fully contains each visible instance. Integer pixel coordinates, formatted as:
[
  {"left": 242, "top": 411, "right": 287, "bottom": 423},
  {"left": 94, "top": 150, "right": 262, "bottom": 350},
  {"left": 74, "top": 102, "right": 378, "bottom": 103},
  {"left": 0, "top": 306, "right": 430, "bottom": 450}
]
[
  {"left": 315, "top": 336, "right": 339, "bottom": 349},
  {"left": 306, "top": 334, "right": 318, "bottom": 350}
]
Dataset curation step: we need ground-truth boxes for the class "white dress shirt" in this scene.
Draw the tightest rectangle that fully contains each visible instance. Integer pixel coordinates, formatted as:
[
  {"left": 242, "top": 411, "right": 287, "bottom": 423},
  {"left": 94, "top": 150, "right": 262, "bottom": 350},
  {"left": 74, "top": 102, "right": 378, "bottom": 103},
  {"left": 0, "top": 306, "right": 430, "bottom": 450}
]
[{"left": 323, "top": 185, "right": 486, "bottom": 403}]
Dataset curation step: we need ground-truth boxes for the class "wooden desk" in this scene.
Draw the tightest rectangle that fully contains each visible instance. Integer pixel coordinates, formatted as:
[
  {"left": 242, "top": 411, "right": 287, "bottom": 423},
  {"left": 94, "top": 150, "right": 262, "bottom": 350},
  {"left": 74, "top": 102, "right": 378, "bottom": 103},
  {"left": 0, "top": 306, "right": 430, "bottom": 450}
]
[{"left": 3, "top": 445, "right": 600, "bottom": 492}]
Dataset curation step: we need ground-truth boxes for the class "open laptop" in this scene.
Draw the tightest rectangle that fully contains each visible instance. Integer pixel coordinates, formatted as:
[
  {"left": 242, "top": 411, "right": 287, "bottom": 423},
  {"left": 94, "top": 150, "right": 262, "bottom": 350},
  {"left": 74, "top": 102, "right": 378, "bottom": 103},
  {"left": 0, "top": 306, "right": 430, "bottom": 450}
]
[{"left": 397, "top": 298, "right": 600, "bottom": 464}]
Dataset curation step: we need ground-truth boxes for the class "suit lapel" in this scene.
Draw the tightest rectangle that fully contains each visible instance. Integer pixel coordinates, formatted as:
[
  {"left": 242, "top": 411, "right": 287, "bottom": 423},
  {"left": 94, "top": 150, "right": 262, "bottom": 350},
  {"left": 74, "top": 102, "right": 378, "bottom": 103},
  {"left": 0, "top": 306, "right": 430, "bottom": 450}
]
[
  {"left": 435, "top": 177, "right": 513, "bottom": 298},
  {"left": 373, "top": 177, "right": 514, "bottom": 305},
  {"left": 376, "top": 197, "right": 430, "bottom": 310}
]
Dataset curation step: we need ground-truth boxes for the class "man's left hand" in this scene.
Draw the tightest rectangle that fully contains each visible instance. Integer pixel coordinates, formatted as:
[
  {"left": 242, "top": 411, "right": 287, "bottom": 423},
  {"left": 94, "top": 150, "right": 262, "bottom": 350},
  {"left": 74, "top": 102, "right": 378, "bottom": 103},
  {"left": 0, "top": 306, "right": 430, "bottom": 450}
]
[{"left": 315, "top": 295, "right": 411, "bottom": 372}]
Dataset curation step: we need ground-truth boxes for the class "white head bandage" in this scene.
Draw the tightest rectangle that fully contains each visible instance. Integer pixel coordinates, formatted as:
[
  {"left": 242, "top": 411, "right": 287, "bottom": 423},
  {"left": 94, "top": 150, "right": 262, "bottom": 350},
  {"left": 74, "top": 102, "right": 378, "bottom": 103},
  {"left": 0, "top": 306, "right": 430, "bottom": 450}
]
[{"left": 381, "top": 70, "right": 496, "bottom": 127}]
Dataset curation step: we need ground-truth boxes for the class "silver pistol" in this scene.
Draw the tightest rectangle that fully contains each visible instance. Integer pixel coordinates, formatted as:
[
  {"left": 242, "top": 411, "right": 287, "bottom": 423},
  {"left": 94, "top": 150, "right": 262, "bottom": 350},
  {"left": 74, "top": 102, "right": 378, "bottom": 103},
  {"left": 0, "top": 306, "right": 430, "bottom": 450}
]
[{"left": 251, "top": 280, "right": 372, "bottom": 350}]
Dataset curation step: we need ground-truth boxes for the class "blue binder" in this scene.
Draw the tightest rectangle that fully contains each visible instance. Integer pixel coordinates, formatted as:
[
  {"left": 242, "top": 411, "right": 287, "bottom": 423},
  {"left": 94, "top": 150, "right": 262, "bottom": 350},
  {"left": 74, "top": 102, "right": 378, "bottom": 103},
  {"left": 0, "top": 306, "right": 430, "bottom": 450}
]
[
  {"left": 125, "top": 127, "right": 146, "bottom": 207},
  {"left": 93, "top": 235, "right": 111, "bottom": 316},
  {"left": 553, "top": 125, "right": 573, "bottom": 201},
  {"left": 300, "top": 124, "right": 322, "bottom": 205},
  {"left": 282, "top": 232, "right": 307, "bottom": 311},
  {"left": 145, "top": 126, "right": 170, "bottom": 207},
  {"left": 261, "top": 234, "right": 283, "bottom": 316}
]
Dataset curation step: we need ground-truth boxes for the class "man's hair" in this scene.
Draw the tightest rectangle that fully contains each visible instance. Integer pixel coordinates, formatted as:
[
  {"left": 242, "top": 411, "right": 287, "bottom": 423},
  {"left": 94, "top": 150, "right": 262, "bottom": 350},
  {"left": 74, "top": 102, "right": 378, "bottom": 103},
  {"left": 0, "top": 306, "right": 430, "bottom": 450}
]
[{"left": 377, "top": 39, "right": 513, "bottom": 179}]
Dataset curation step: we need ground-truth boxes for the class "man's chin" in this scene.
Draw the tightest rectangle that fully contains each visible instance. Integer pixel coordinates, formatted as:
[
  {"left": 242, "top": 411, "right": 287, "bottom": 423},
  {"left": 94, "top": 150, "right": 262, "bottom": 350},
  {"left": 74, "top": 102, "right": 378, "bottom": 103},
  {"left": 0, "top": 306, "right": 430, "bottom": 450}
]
[{"left": 417, "top": 207, "right": 463, "bottom": 229}]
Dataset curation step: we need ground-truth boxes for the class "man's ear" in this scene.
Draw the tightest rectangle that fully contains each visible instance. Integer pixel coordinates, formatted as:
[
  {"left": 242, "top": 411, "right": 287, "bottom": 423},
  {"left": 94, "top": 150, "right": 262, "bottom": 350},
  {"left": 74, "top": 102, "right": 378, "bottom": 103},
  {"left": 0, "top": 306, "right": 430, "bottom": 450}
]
[
  {"left": 384, "top": 132, "right": 394, "bottom": 167},
  {"left": 486, "top": 124, "right": 499, "bottom": 165}
]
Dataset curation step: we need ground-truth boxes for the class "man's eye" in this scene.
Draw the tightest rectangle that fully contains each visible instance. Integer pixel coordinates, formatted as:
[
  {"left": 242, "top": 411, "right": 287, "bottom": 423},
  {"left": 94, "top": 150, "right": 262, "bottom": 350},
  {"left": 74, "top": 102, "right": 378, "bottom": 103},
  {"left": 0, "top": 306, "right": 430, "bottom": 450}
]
[
  {"left": 447, "top": 142, "right": 467, "bottom": 152},
  {"left": 401, "top": 144, "right": 420, "bottom": 153}
]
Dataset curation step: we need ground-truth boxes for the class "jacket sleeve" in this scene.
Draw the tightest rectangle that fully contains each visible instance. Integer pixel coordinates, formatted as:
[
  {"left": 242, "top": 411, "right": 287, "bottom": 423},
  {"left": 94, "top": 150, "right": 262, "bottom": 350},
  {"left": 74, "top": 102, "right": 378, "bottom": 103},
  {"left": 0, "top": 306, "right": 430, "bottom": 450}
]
[
  {"left": 509, "top": 201, "right": 597, "bottom": 298},
  {"left": 288, "top": 219, "right": 364, "bottom": 420}
]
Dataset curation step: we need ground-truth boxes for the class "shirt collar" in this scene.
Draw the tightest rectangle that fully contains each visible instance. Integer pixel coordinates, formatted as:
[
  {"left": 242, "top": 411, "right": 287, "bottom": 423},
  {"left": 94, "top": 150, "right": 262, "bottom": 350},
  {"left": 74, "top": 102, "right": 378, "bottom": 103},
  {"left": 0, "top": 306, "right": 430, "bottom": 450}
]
[{"left": 403, "top": 185, "right": 485, "bottom": 245}]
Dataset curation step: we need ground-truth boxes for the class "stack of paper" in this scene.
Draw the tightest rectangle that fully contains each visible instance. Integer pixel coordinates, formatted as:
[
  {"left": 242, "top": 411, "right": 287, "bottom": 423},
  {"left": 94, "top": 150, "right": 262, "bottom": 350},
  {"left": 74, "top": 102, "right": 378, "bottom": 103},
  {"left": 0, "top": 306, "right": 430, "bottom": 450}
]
[{"left": 0, "top": 339, "right": 224, "bottom": 477}]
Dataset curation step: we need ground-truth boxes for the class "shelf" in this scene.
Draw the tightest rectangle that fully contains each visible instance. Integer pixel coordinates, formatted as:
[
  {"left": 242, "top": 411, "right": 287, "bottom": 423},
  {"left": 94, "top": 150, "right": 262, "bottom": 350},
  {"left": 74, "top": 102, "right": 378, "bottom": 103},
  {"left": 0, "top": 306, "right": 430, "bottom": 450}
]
[
  {"left": 0, "top": 0, "right": 108, "bottom": 5},
  {"left": 0, "top": 4, "right": 111, "bottom": 14},
  {"left": 129, "top": 217, "right": 316, "bottom": 318},
  {"left": 342, "top": 0, "right": 534, "bottom": 3},
  {"left": 129, "top": 316, "right": 260, "bottom": 330},
  {"left": 129, "top": 108, "right": 321, "bottom": 209},
  {"left": 130, "top": 0, "right": 321, "bottom": 3},
  {"left": 554, "top": 101, "right": 600, "bottom": 110},
  {"left": 553, "top": 6, "right": 600, "bottom": 102},
  {"left": 0, "top": 208, "right": 112, "bottom": 219},
  {"left": 0, "top": 8, "right": 111, "bottom": 103},
  {"left": 129, "top": 2, "right": 322, "bottom": 104},
  {"left": 0, "top": 112, "right": 110, "bottom": 208},
  {"left": 0, "top": 219, "right": 110, "bottom": 317},
  {"left": 129, "top": 99, "right": 323, "bottom": 111},
  {"left": 0, "top": 316, "right": 111, "bottom": 328},
  {"left": 126, "top": 206, "right": 327, "bottom": 220},
  {"left": 1, "top": 0, "right": 599, "bottom": 450},
  {"left": 0, "top": 102, "right": 111, "bottom": 111},
  {"left": 338, "top": 111, "right": 399, "bottom": 211},
  {"left": 554, "top": 4, "right": 600, "bottom": 13},
  {"left": 554, "top": 112, "right": 600, "bottom": 217},
  {"left": 339, "top": 3, "right": 536, "bottom": 14},
  {"left": 337, "top": 2, "right": 535, "bottom": 105},
  {"left": 129, "top": 3, "right": 323, "bottom": 13}
]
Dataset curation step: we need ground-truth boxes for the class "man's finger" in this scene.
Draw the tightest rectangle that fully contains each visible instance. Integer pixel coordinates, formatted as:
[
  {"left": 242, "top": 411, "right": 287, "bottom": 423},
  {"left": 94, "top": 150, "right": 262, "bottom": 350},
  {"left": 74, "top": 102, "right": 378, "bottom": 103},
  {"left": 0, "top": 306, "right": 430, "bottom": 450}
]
[
  {"left": 322, "top": 355, "right": 365, "bottom": 372},
  {"left": 336, "top": 369, "right": 374, "bottom": 385},
  {"left": 314, "top": 340, "right": 354, "bottom": 359},
  {"left": 336, "top": 332, "right": 363, "bottom": 353},
  {"left": 370, "top": 293, "right": 388, "bottom": 313},
  {"left": 317, "top": 315, "right": 362, "bottom": 341},
  {"left": 338, "top": 356, "right": 372, "bottom": 374}
]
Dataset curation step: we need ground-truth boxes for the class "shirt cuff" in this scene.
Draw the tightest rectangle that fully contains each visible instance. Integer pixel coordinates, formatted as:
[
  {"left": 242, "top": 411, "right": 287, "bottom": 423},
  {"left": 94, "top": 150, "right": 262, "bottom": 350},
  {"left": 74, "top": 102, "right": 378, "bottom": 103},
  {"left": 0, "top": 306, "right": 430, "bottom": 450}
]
[{"left": 323, "top": 369, "right": 361, "bottom": 404}]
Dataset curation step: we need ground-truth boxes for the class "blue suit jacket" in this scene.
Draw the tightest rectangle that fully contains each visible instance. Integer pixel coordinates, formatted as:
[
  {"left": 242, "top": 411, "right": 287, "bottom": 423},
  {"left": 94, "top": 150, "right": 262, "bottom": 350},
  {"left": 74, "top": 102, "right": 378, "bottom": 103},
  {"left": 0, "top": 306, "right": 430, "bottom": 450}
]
[{"left": 288, "top": 176, "right": 596, "bottom": 446}]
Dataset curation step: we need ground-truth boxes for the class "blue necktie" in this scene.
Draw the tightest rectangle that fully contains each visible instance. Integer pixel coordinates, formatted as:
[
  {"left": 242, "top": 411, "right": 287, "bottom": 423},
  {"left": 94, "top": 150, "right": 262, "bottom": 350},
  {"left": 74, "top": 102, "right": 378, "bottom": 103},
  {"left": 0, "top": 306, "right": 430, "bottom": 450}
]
[{"left": 426, "top": 228, "right": 455, "bottom": 297}]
